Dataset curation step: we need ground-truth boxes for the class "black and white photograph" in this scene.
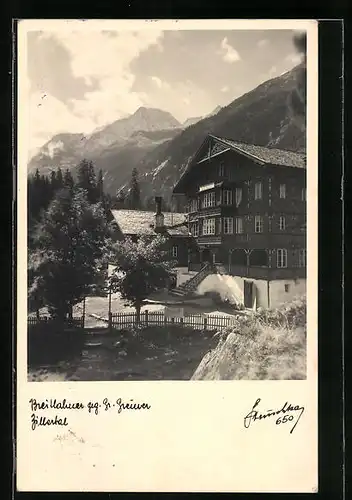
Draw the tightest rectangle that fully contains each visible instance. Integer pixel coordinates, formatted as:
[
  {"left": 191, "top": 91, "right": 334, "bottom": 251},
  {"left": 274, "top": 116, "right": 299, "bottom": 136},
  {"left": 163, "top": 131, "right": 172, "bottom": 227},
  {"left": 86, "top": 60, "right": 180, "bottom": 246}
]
[
  {"left": 25, "top": 23, "right": 308, "bottom": 382},
  {"left": 17, "top": 19, "right": 319, "bottom": 494}
]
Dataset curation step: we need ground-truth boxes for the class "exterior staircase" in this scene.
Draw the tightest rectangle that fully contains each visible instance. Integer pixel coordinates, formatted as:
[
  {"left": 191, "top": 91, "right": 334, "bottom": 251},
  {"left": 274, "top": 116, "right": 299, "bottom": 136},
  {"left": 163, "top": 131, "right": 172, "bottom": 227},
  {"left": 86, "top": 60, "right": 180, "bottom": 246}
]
[
  {"left": 214, "top": 263, "right": 228, "bottom": 275},
  {"left": 171, "top": 262, "right": 215, "bottom": 297}
]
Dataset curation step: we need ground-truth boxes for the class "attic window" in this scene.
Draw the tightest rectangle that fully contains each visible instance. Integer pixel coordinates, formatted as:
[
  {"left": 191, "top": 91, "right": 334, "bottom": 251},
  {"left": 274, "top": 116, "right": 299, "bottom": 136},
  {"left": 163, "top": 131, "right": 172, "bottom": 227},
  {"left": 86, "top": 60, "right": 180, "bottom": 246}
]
[{"left": 219, "top": 162, "right": 225, "bottom": 177}]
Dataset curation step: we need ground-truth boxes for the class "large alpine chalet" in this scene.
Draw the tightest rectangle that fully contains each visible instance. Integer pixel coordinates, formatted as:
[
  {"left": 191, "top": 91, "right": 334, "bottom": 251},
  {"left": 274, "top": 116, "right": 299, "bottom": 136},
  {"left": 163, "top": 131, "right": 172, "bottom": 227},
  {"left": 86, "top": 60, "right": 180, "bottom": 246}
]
[{"left": 172, "top": 134, "right": 307, "bottom": 308}]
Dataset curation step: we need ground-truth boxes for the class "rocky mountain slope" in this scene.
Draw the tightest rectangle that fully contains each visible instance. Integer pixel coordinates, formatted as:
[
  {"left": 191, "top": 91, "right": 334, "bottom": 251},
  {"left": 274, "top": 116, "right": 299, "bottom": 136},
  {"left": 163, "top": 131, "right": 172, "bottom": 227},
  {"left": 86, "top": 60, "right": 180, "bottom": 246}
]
[
  {"left": 182, "top": 105, "right": 223, "bottom": 129},
  {"left": 136, "top": 64, "right": 306, "bottom": 203},
  {"left": 28, "top": 64, "right": 306, "bottom": 203},
  {"left": 27, "top": 107, "right": 181, "bottom": 180}
]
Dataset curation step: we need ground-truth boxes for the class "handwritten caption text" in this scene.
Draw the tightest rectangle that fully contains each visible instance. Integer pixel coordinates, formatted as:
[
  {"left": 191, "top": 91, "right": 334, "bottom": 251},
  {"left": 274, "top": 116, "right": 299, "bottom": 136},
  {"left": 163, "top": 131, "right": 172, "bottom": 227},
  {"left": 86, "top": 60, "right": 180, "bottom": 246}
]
[{"left": 29, "top": 398, "right": 151, "bottom": 430}]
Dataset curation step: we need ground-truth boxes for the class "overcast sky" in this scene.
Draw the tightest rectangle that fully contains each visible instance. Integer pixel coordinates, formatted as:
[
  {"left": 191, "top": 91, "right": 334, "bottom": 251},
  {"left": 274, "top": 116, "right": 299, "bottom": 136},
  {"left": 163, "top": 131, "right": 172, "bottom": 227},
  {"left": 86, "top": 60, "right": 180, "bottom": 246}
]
[{"left": 26, "top": 28, "right": 304, "bottom": 153}]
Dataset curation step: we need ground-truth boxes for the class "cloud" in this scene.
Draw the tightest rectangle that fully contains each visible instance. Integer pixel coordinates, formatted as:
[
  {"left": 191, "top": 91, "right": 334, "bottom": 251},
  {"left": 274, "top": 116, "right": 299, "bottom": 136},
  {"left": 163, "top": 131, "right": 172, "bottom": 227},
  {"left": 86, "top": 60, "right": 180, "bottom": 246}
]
[
  {"left": 257, "top": 39, "right": 269, "bottom": 48},
  {"left": 221, "top": 85, "right": 229, "bottom": 93},
  {"left": 28, "top": 91, "right": 94, "bottom": 151},
  {"left": 28, "top": 30, "right": 164, "bottom": 148},
  {"left": 268, "top": 66, "right": 277, "bottom": 78},
  {"left": 285, "top": 53, "right": 303, "bottom": 65},
  {"left": 150, "top": 75, "right": 170, "bottom": 89},
  {"left": 220, "top": 37, "right": 241, "bottom": 63},
  {"left": 151, "top": 76, "right": 163, "bottom": 88},
  {"left": 183, "top": 97, "right": 190, "bottom": 105}
]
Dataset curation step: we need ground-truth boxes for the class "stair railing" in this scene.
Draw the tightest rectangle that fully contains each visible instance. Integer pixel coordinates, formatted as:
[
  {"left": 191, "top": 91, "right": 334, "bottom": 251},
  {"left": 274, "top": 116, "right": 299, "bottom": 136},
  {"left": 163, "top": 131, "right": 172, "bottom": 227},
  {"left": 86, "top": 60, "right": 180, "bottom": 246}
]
[{"left": 182, "top": 262, "right": 215, "bottom": 291}]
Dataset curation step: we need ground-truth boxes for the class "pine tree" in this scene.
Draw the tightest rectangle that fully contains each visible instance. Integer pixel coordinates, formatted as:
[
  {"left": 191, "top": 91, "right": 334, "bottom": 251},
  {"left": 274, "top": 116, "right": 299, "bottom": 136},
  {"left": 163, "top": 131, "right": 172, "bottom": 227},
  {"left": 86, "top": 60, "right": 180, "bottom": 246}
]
[
  {"left": 77, "top": 159, "right": 98, "bottom": 203},
  {"left": 114, "top": 188, "right": 126, "bottom": 208},
  {"left": 50, "top": 170, "right": 57, "bottom": 192},
  {"left": 56, "top": 167, "right": 64, "bottom": 189},
  {"left": 97, "top": 169, "right": 104, "bottom": 202},
  {"left": 63, "top": 169, "right": 74, "bottom": 189},
  {"left": 34, "top": 168, "right": 41, "bottom": 184},
  {"left": 126, "top": 168, "right": 141, "bottom": 210},
  {"left": 88, "top": 161, "right": 97, "bottom": 201}
]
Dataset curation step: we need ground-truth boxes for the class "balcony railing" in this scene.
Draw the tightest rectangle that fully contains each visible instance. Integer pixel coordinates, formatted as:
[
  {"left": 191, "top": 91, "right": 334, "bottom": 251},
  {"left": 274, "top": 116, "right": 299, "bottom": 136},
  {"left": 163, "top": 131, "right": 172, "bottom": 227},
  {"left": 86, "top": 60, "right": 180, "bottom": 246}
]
[
  {"left": 196, "top": 235, "right": 222, "bottom": 246},
  {"left": 229, "top": 265, "right": 269, "bottom": 279},
  {"left": 228, "top": 265, "right": 306, "bottom": 280}
]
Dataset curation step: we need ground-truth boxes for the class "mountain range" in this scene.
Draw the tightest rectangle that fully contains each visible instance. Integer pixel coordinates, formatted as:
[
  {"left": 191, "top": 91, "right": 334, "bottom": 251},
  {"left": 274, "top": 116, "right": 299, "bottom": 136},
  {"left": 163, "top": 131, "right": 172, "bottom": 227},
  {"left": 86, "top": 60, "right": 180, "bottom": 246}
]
[{"left": 28, "top": 64, "right": 306, "bottom": 203}]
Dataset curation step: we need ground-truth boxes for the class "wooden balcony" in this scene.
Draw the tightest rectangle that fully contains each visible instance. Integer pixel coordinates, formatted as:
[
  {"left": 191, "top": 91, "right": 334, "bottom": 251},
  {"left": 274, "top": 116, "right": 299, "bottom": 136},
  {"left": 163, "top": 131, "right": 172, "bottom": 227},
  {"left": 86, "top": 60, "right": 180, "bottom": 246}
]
[
  {"left": 196, "top": 235, "right": 223, "bottom": 246},
  {"left": 188, "top": 206, "right": 236, "bottom": 221},
  {"left": 228, "top": 265, "right": 306, "bottom": 280}
]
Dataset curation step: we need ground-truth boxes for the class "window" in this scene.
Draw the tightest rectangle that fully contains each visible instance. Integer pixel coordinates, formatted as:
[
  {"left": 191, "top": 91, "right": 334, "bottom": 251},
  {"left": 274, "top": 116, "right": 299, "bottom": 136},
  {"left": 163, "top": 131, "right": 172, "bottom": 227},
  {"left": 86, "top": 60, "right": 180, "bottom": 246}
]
[
  {"left": 190, "top": 222, "right": 199, "bottom": 237},
  {"left": 277, "top": 249, "right": 288, "bottom": 268},
  {"left": 219, "top": 162, "right": 225, "bottom": 177},
  {"left": 203, "top": 218, "right": 216, "bottom": 235},
  {"left": 223, "top": 189, "right": 233, "bottom": 205},
  {"left": 301, "top": 188, "right": 306, "bottom": 201},
  {"left": 235, "top": 217, "right": 243, "bottom": 234},
  {"left": 254, "top": 181, "right": 263, "bottom": 200},
  {"left": 255, "top": 215, "right": 264, "bottom": 233},
  {"left": 284, "top": 284, "right": 290, "bottom": 293},
  {"left": 189, "top": 198, "right": 198, "bottom": 212},
  {"left": 299, "top": 248, "right": 306, "bottom": 267},
  {"left": 235, "top": 187, "right": 242, "bottom": 206},
  {"left": 172, "top": 245, "right": 178, "bottom": 258},
  {"left": 279, "top": 216, "right": 286, "bottom": 230},
  {"left": 223, "top": 217, "right": 234, "bottom": 234},
  {"left": 279, "top": 183, "right": 286, "bottom": 199},
  {"left": 202, "top": 192, "right": 215, "bottom": 208},
  {"left": 199, "top": 182, "right": 215, "bottom": 192}
]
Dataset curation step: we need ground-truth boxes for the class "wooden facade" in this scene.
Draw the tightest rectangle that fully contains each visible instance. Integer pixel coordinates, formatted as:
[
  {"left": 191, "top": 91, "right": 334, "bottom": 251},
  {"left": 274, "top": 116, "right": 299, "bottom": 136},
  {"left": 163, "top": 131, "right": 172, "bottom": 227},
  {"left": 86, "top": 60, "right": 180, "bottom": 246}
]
[
  {"left": 173, "top": 134, "right": 307, "bottom": 285},
  {"left": 110, "top": 206, "right": 190, "bottom": 268}
]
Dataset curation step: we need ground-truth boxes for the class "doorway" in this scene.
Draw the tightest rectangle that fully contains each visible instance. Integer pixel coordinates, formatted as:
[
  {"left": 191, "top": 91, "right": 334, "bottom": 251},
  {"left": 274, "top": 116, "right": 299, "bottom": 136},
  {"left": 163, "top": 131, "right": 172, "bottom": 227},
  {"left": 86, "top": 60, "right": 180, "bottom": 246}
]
[
  {"left": 244, "top": 280, "right": 254, "bottom": 308},
  {"left": 201, "top": 248, "right": 212, "bottom": 264}
]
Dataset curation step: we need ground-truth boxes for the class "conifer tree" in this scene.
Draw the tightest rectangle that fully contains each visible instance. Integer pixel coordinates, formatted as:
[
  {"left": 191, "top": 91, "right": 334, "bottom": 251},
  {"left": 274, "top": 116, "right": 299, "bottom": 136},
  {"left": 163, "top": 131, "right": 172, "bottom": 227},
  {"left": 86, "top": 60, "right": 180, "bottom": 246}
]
[
  {"left": 50, "top": 170, "right": 57, "bottom": 191},
  {"left": 97, "top": 169, "right": 104, "bottom": 202},
  {"left": 126, "top": 168, "right": 141, "bottom": 210},
  {"left": 63, "top": 169, "right": 74, "bottom": 189},
  {"left": 77, "top": 159, "right": 98, "bottom": 203},
  {"left": 56, "top": 167, "right": 64, "bottom": 189},
  {"left": 115, "top": 188, "right": 126, "bottom": 207}
]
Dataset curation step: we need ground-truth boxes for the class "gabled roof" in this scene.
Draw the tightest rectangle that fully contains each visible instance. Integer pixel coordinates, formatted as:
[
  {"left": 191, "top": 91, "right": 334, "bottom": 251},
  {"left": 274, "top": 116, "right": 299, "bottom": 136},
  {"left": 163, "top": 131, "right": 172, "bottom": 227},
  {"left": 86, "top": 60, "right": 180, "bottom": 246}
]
[
  {"left": 111, "top": 209, "right": 189, "bottom": 237},
  {"left": 173, "top": 134, "right": 306, "bottom": 194},
  {"left": 210, "top": 135, "right": 306, "bottom": 169}
]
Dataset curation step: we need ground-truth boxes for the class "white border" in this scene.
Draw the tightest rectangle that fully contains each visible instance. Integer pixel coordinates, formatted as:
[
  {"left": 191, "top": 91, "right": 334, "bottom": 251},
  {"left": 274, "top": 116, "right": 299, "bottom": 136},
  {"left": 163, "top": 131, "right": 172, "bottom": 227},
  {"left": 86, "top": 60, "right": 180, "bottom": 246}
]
[{"left": 17, "top": 19, "right": 318, "bottom": 493}]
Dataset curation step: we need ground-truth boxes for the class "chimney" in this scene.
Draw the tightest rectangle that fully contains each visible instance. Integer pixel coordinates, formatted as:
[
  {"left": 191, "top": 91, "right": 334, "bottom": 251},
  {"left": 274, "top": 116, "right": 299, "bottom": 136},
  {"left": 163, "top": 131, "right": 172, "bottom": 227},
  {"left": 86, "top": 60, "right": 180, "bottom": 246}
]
[{"left": 154, "top": 196, "right": 164, "bottom": 231}]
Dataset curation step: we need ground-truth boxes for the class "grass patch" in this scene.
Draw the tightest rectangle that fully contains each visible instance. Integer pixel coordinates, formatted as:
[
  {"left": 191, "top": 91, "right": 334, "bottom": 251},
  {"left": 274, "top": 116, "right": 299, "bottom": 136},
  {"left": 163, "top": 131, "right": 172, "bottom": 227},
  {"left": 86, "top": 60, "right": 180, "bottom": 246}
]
[{"left": 192, "top": 296, "right": 306, "bottom": 380}]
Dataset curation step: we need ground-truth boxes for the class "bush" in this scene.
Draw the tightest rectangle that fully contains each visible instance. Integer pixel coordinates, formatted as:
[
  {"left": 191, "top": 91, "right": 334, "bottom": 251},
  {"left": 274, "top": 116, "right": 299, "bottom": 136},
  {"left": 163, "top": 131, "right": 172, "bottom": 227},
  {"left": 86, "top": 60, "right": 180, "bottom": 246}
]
[
  {"left": 255, "top": 295, "right": 306, "bottom": 329},
  {"left": 192, "top": 296, "right": 307, "bottom": 380},
  {"left": 28, "top": 319, "right": 84, "bottom": 367}
]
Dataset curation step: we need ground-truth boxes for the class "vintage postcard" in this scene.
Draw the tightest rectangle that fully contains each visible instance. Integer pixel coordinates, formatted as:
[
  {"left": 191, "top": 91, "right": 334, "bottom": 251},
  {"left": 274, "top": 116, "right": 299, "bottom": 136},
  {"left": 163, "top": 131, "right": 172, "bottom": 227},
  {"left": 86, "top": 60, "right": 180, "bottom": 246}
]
[{"left": 17, "top": 19, "right": 318, "bottom": 492}]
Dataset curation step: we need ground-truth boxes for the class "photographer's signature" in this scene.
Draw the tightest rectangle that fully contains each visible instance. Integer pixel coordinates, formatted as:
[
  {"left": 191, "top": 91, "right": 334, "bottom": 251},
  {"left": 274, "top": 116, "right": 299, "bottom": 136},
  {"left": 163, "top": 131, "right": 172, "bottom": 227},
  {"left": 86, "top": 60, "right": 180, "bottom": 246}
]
[{"left": 244, "top": 398, "right": 305, "bottom": 434}]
